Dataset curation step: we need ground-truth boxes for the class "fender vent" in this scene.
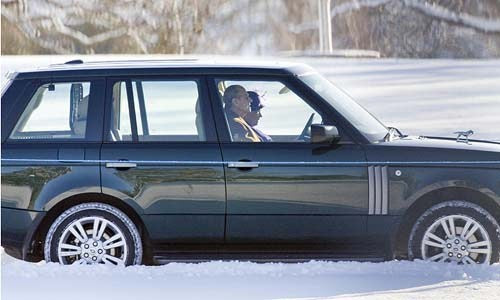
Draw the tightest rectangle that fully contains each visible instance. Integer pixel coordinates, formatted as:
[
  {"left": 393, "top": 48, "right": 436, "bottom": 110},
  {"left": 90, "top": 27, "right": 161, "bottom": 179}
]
[{"left": 368, "top": 166, "right": 389, "bottom": 215}]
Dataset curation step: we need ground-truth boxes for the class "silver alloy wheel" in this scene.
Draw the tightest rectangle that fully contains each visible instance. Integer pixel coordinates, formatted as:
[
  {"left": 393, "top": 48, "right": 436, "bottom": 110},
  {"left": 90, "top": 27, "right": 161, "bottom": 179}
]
[
  {"left": 421, "top": 214, "right": 492, "bottom": 264},
  {"left": 58, "top": 216, "right": 128, "bottom": 265}
]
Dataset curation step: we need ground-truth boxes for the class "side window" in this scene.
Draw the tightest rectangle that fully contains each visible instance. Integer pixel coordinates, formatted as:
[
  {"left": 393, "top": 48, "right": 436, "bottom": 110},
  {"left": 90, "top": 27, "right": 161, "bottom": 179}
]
[
  {"left": 217, "top": 80, "right": 323, "bottom": 142},
  {"left": 109, "top": 80, "right": 205, "bottom": 142},
  {"left": 10, "top": 82, "right": 90, "bottom": 140},
  {"left": 110, "top": 82, "right": 133, "bottom": 141}
]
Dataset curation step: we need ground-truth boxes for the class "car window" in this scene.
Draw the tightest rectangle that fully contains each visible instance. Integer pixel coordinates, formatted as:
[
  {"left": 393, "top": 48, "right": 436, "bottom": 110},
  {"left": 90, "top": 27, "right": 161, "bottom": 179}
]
[
  {"left": 9, "top": 82, "right": 90, "bottom": 140},
  {"left": 299, "top": 73, "right": 387, "bottom": 142},
  {"left": 216, "top": 79, "right": 323, "bottom": 143},
  {"left": 109, "top": 80, "right": 206, "bottom": 142}
]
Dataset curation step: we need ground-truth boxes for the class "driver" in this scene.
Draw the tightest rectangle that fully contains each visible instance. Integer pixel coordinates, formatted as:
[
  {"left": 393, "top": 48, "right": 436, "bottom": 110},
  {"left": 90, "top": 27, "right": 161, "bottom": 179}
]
[
  {"left": 223, "top": 85, "right": 262, "bottom": 142},
  {"left": 245, "top": 91, "right": 272, "bottom": 142}
]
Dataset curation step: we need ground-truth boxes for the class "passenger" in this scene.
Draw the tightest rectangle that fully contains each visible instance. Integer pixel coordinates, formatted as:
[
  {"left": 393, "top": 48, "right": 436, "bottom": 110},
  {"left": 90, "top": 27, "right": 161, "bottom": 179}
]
[
  {"left": 245, "top": 91, "right": 272, "bottom": 142},
  {"left": 222, "top": 85, "right": 262, "bottom": 142}
]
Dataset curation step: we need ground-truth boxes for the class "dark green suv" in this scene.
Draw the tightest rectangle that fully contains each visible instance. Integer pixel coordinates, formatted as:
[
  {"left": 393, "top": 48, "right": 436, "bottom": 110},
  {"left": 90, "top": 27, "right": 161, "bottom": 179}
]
[{"left": 2, "top": 59, "right": 499, "bottom": 265}]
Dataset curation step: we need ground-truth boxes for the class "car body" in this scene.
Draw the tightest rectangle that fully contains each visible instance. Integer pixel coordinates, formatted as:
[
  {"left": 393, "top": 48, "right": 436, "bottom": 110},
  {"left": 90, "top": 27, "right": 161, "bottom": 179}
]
[{"left": 1, "top": 59, "right": 499, "bottom": 265}]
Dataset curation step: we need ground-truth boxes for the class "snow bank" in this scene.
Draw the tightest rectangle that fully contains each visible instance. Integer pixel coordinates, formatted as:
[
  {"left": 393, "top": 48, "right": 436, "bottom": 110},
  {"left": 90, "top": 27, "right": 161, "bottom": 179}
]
[{"left": 2, "top": 247, "right": 499, "bottom": 300}]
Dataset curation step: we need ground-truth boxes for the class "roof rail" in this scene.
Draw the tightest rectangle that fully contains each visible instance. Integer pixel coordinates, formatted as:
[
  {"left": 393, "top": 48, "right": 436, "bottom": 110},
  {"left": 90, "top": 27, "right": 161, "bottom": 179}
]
[
  {"left": 64, "top": 59, "right": 83, "bottom": 64},
  {"left": 82, "top": 58, "right": 200, "bottom": 64}
]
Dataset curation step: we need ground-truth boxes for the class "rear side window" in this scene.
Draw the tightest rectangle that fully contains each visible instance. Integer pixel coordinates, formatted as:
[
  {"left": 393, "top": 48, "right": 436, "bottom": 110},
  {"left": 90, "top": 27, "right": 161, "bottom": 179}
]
[
  {"left": 10, "top": 82, "right": 90, "bottom": 140},
  {"left": 109, "top": 80, "right": 205, "bottom": 142}
]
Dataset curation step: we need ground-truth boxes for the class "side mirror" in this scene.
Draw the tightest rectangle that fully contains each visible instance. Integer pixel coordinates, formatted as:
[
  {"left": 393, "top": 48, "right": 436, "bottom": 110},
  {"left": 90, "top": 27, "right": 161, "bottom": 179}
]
[{"left": 311, "top": 124, "right": 341, "bottom": 144}]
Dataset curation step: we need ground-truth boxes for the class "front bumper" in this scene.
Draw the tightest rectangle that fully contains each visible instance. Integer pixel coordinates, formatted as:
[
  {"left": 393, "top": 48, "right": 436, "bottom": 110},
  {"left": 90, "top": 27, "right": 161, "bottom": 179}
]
[{"left": 1, "top": 207, "right": 45, "bottom": 260}]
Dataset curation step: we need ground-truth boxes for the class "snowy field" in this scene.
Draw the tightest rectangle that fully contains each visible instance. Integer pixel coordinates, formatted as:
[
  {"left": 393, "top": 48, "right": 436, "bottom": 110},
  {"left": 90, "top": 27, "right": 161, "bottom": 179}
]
[
  {"left": 2, "top": 248, "right": 500, "bottom": 300},
  {"left": 1, "top": 56, "right": 500, "bottom": 299},
  {"left": 308, "top": 57, "right": 500, "bottom": 142}
]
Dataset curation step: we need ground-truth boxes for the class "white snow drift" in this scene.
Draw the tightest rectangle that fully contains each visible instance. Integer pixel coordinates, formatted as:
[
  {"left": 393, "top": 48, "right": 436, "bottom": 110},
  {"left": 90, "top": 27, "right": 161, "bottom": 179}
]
[{"left": 2, "top": 247, "right": 500, "bottom": 300}]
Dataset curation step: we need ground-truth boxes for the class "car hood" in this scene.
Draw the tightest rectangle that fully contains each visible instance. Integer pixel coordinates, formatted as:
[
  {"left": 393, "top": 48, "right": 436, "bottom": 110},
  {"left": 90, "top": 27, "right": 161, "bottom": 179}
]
[
  {"left": 371, "top": 135, "right": 500, "bottom": 166},
  {"left": 387, "top": 135, "right": 500, "bottom": 152}
]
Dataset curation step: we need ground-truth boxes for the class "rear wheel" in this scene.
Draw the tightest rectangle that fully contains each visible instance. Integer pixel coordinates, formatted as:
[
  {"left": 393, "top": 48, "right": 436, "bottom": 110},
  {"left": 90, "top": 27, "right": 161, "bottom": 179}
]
[
  {"left": 44, "top": 202, "right": 142, "bottom": 265},
  {"left": 409, "top": 201, "right": 499, "bottom": 264}
]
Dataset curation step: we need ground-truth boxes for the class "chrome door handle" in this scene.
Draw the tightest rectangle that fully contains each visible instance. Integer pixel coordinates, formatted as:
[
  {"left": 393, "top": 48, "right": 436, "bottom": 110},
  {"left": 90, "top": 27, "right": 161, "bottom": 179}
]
[
  {"left": 228, "top": 162, "right": 259, "bottom": 168},
  {"left": 105, "top": 162, "right": 137, "bottom": 168}
]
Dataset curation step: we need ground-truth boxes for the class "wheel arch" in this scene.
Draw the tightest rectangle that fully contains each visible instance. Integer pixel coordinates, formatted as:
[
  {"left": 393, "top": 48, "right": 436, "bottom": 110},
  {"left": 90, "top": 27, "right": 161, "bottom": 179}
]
[
  {"left": 26, "top": 193, "right": 153, "bottom": 263},
  {"left": 392, "top": 186, "right": 500, "bottom": 259}
]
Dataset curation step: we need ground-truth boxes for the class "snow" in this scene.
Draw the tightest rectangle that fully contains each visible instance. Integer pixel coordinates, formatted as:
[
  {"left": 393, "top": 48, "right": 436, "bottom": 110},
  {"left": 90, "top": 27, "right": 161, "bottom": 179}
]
[
  {"left": 2, "top": 247, "right": 499, "bottom": 300},
  {"left": 403, "top": 0, "right": 500, "bottom": 33},
  {"left": 326, "top": 0, "right": 500, "bottom": 33}
]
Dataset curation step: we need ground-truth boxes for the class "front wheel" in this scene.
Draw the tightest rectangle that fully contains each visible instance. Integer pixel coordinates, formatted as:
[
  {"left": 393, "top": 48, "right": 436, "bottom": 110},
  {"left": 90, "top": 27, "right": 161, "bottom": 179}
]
[
  {"left": 408, "top": 201, "right": 499, "bottom": 264},
  {"left": 44, "top": 202, "right": 143, "bottom": 265}
]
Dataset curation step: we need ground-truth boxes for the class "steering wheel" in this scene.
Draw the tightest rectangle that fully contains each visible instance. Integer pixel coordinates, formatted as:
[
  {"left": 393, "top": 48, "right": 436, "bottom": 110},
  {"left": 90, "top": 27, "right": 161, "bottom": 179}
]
[{"left": 297, "top": 113, "right": 315, "bottom": 142}]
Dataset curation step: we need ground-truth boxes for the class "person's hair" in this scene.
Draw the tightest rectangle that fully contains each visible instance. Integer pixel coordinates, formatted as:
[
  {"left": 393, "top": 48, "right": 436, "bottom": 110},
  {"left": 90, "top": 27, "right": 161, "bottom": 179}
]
[{"left": 223, "top": 85, "right": 246, "bottom": 109}]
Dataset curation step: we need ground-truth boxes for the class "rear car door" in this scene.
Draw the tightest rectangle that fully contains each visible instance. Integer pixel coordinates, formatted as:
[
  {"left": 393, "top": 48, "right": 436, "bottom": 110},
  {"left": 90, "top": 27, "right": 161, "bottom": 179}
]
[{"left": 100, "top": 76, "right": 226, "bottom": 252}]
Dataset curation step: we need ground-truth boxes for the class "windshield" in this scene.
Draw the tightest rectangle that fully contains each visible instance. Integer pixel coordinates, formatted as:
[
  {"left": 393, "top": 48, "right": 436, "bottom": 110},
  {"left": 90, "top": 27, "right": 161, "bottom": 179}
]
[{"left": 299, "top": 72, "right": 387, "bottom": 142}]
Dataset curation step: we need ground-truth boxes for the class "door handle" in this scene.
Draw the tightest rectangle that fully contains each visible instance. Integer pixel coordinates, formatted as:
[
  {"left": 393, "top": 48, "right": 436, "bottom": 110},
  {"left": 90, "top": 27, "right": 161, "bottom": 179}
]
[
  {"left": 228, "top": 162, "right": 259, "bottom": 168},
  {"left": 105, "top": 162, "right": 137, "bottom": 168}
]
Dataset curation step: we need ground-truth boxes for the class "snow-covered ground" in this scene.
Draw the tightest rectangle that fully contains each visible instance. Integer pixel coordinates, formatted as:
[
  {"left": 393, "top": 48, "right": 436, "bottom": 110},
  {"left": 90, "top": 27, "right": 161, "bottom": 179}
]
[
  {"left": 2, "top": 247, "right": 500, "bottom": 300},
  {"left": 1, "top": 56, "right": 500, "bottom": 299}
]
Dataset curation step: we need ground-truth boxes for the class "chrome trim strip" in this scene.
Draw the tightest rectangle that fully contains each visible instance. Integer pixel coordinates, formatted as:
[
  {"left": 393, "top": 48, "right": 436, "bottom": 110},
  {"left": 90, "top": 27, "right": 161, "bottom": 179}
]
[
  {"left": 0, "top": 158, "right": 222, "bottom": 165},
  {"left": 374, "top": 166, "right": 382, "bottom": 214},
  {"left": 228, "top": 162, "right": 259, "bottom": 168},
  {"left": 375, "top": 161, "right": 500, "bottom": 165},
  {"left": 381, "top": 166, "right": 389, "bottom": 215},
  {"left": 368, "top": 166, "right": 375, "bottom": 215},
  {"left": 2, "top": 158, "right": 500, "bottom": 165},
  {"left": 105, "top": 162, "right": 137, "bottom": 168}
]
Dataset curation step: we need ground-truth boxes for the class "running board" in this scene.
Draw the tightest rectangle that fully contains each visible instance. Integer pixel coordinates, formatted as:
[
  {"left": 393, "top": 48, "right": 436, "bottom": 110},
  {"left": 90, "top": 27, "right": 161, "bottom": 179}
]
[{"left": 153, "top": 253, "right": 385, "bottom": 264}]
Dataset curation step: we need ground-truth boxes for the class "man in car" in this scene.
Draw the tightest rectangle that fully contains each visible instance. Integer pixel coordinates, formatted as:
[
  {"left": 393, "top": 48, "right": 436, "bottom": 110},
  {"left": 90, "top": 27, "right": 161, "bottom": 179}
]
[
  {"left": 245, "top": 91, "right": 272, "bottom": 142},
  {"left": 223, "top": 85, "right": 262, "bottom": 142}
]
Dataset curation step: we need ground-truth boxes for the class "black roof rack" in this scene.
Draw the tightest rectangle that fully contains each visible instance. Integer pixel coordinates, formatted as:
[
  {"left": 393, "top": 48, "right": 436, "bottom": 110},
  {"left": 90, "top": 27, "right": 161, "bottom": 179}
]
[{"left": 64, "top": 59, "right": 83, "bottom": 64}]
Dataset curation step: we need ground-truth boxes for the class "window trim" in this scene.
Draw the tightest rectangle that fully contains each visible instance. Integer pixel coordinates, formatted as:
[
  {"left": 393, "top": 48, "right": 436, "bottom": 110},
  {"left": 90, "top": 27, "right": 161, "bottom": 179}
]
[
  {"left": 5, "top": 78, "right": 105, "bottom": 144},
  {"left": 135, "top": 81, "right": 150, "bottom": 136},
  {"left": 103, "top": 76, "right": 218, "bottom": 144},
  {"left": 125, "top": 79, "right": 139, "bottom": 142}
]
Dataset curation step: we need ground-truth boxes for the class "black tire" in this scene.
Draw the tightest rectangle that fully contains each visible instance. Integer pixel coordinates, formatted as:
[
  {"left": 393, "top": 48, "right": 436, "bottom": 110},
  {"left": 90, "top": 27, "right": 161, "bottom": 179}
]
[
  {"left": 408, "top": 201, "right": 500, "bottom": 264},
  {"left": 44, "top": 202, "right": 142, "bottom": 265}
]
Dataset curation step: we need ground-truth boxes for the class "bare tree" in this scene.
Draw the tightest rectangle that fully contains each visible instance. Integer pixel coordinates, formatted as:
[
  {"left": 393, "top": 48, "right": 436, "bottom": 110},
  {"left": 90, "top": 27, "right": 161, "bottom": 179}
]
[
  {"left": 1, "top": 0, "right": 214, "bottom": 54},
  {"left": 2, "top": 0, "right": 500, "bottom": 57}
]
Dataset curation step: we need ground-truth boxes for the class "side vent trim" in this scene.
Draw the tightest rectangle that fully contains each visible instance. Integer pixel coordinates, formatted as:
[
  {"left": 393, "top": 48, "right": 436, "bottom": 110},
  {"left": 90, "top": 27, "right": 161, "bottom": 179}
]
[{"left": 368, "top": 166, "right": 389, "bottom": 215}]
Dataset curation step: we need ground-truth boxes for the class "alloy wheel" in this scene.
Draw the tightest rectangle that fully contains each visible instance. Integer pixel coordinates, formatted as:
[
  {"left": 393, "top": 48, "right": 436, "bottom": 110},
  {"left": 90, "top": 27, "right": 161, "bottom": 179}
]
[
  {"left": 421, "top": 214, "right": 492, "bottom": 264},
  {"left": 57, "top": 216, "right": 128, "bottom": 265}
]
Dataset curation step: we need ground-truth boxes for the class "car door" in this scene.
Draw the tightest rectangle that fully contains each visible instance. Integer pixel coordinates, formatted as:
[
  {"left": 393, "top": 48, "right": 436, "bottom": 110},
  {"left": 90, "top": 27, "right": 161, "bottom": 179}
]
[
  {"left": 100, "top": 76, "right": 226, "bottom": 249},
  {"left": 208, "top": 75, "right": 369, "bottom": 254}
]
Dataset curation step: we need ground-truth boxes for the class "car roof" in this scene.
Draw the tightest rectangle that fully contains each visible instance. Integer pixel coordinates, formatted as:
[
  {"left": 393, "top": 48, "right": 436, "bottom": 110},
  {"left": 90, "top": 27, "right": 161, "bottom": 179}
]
[{"left": 12, "top": 58, "right": 314, "bottom": 80}]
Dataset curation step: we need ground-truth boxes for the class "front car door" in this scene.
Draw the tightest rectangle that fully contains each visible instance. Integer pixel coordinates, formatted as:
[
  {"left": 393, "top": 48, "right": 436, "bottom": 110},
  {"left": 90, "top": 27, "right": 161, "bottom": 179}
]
[
  {"left": 208, "top": 73, "right": 372, "bottom": 257},
  {"left": 100, "top": 76, "right": 225, "bottom": 256}
]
